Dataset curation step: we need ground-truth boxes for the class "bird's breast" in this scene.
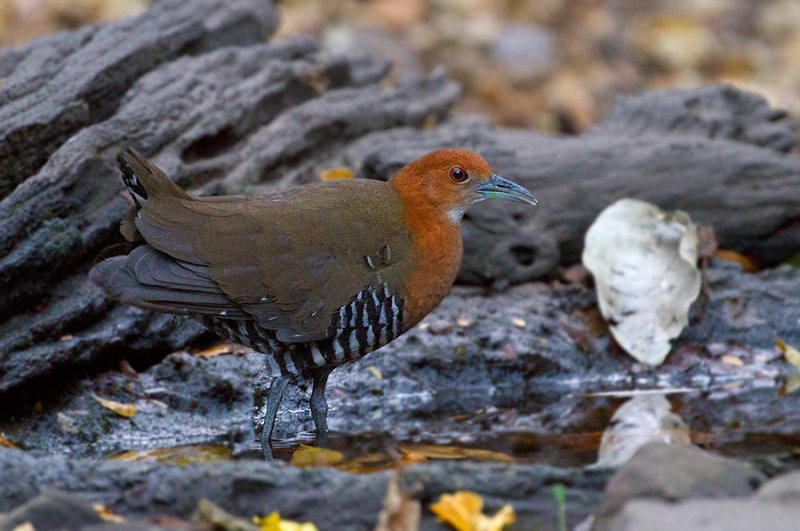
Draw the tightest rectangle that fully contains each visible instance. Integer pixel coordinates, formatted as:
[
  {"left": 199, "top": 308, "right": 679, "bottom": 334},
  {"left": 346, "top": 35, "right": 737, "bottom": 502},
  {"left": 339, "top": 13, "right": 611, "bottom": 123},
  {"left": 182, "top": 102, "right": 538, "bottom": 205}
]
[{"left": 401, "top": 211, "right": 464, "bottom": 327}]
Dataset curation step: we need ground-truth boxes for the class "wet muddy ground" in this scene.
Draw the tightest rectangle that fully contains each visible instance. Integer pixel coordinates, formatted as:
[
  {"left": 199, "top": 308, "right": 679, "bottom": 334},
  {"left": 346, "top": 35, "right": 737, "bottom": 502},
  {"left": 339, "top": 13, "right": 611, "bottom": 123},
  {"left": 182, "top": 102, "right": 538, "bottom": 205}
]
[{"left": 2, "top": 262, "right": 800, "bottom": 529}]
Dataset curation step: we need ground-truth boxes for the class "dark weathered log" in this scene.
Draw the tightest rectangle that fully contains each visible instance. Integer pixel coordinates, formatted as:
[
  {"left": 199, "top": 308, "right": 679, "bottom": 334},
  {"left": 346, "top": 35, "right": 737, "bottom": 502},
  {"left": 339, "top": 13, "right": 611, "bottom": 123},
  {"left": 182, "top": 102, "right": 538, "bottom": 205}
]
[
  {"left": 1, "top": 0, "right": 799, "bottom": 395},
  {"left": 0, "top": 0, "right": 458, "bottom": 393}
]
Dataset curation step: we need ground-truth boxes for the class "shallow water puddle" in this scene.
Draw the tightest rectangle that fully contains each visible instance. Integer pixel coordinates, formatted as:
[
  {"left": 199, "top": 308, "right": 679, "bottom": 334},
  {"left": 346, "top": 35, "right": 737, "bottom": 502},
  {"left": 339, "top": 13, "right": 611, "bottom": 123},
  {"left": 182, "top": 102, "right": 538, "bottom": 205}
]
[{"left": 105, "top": 383, "right": 800, "bottom": 472}]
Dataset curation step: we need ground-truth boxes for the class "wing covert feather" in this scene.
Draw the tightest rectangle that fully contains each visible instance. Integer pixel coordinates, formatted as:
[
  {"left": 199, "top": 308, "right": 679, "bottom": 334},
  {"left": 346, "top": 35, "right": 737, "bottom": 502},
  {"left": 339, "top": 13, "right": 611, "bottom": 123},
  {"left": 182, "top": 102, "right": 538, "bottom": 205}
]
[{"left": 134, "top": 179, "right": 413, "bottom": 342}]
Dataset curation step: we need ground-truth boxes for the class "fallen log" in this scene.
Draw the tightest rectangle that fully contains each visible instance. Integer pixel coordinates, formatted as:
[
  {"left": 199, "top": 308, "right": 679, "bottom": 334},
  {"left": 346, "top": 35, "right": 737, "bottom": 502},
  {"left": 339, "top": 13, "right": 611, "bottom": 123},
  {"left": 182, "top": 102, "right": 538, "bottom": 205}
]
[{"left": 1, "top": 0, "right": 798, "bottom": 394}]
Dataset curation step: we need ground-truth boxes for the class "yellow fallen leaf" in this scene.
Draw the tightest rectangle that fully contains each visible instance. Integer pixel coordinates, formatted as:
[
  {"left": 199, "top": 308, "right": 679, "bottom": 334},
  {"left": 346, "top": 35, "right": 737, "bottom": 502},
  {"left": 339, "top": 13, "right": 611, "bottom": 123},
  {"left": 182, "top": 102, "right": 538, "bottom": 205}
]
[
  {"left": 397, "top": 444, "right": 466, "bottom": 459},
  {"left": 462, "top": 448, "right": 515, "bottom": 464},
  {"left": 0, "top": 434, "right": 17, "bottom": 448},
  {"left": 713, "top": 250, "right": 759, "bottom": 273},
  {"left": 91, "top": 394, "right": 137, "bottom": 417},
  {"left": 60, "top": 334, "right": 73, "bottom": 341},
  {"left": 291, "top": 445, "right": 343, "bottom": 467},
  {"left": 395, "top": 444, "right": 515, "bottom": 464},
  {"left": 777, "top": 338, "right": 800, "bottom": 367},
  {"left": 108, "top": 445, "right": 232, "bottom": 465},
  {"left": 511, "top": 318, "right": 527, "bottom": 329},
  {"left": 431, "top": 491, "right": 515, "bottom": 531},
  {"left": 456, "top": 317, "right": 473, "bottom": 328},
  {"left": 401, "top": 451, "right": 428, "bottom": 465},
  {"left": 92, "top": 504, "right": 125, "bottom": 523},
  {"left": 319, "top": 167, "right": 353, "bottom": 181},
  {"left": 193, "top": 345, "right": 233, "bottom": 358},
  {"left": 12, "top": 523, "right": 34, "bottom": 531},
  {"left": 782, "top": 374, "right": 800, "bottom": 396},
  {"left": 720, "top": 355, "right": 744, "bottom": 367},
  {"left": 368, "top": 366, "right": 383, "bottom": 379},
  {"left": 253, "top": 512, "right": 318, "bottom": 531}
]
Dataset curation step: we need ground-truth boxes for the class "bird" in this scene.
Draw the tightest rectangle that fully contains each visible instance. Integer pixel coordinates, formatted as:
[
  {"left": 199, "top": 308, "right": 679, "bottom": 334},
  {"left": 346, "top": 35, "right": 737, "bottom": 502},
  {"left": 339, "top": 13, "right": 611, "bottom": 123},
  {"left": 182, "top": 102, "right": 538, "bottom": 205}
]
[{"left": 90, "top": 147, "right": 537, "bottom": 457}]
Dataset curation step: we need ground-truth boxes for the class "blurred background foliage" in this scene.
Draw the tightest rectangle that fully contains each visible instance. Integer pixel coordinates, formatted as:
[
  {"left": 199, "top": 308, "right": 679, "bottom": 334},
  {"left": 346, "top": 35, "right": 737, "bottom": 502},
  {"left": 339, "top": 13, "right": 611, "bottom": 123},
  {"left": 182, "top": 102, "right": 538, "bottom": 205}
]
[{"left": 2, "top": 0, "right": 800, "bottom": 134}]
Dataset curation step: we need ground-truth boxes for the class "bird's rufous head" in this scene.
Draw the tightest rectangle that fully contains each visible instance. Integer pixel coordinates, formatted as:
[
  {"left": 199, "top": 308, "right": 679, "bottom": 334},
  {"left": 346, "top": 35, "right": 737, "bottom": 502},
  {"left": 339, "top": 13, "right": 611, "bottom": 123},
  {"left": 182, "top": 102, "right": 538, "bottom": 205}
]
[{"left": 389, "top": 148, "right": 537, "bottom": 223}]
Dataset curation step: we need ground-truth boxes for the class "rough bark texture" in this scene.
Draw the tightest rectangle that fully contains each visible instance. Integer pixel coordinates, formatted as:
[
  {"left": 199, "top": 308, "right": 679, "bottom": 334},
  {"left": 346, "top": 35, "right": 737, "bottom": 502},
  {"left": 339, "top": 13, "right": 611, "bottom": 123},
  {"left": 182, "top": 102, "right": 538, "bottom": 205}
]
[{"left": 2, "top": 0, "right": 799, "bottom": 394}]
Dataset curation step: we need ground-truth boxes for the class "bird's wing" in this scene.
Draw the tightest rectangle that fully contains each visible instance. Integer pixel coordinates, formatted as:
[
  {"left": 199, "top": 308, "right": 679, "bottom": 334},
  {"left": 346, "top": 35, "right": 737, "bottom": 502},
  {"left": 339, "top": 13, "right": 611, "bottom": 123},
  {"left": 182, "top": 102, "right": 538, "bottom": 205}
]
[{"left": 124, "top": 166, "right": 413, "bottom": 342}]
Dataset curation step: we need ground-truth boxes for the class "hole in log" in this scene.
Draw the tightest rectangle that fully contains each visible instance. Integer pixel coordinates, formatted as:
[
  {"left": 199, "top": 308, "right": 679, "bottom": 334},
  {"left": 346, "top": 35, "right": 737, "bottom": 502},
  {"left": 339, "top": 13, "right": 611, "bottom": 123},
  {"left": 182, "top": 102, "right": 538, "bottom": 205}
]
[{"left": 511, "top": 245, "right": 537, "bottom": 266}]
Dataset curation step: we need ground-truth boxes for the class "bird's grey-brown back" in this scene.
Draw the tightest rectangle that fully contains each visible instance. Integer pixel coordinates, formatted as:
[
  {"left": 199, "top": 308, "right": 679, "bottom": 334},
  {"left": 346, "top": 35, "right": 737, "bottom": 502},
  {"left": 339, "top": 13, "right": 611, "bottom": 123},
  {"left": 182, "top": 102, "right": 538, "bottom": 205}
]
[{"left": 91, "top": 149, "right": 415, "bottom": 353}]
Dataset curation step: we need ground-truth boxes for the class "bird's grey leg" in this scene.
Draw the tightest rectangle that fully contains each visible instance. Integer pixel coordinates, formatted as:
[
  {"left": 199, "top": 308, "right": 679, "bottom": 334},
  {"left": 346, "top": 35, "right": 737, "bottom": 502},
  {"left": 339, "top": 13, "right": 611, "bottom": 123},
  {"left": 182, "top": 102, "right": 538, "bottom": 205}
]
[
  {"left": 310, "top": 368, "right": 332, "bottom": 436},
  {"left": 260, "top": 374, "right": 291, "bottom": 459}
]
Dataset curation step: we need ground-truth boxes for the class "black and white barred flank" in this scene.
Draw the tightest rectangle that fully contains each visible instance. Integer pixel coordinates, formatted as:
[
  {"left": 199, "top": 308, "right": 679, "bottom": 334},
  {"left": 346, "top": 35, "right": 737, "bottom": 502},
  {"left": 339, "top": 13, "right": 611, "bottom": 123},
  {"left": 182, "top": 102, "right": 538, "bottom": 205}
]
[{"left": 197, "top": 284, "right": 404, "bottom": 377}]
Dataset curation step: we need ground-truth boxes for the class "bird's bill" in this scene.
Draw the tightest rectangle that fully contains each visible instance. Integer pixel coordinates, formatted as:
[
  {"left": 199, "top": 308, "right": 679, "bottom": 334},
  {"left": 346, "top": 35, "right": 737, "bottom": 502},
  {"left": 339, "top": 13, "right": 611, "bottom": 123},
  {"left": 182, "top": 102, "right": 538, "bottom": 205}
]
[{"left": 476, "top": 174, "right": 537, "bottom": 206}]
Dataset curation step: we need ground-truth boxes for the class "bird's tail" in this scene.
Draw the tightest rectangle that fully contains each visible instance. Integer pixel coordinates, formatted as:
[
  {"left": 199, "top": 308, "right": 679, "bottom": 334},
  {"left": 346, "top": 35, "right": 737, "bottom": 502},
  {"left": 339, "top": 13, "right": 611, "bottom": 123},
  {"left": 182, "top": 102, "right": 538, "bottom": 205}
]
[{"left": 116, "top": 148, "right": 191, "bottom": 212}]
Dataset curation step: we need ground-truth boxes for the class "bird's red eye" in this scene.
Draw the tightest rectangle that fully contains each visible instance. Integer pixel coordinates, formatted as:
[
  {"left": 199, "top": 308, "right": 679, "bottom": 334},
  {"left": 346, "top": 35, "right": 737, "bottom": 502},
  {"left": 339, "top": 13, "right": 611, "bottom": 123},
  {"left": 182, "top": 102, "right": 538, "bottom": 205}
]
[{"left": 449, "top": 166, "right": 468, "bottom": 183}]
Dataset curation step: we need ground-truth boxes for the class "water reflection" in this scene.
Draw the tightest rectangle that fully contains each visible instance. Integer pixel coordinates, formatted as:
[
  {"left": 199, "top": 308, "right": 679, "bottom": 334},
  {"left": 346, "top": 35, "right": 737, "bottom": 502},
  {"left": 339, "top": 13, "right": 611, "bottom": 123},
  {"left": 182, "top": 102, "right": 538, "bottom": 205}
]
[
  {"left": 593, "top": 393, "right": 690, "bottom": 468},
  {"left": 106, "top": 384, "right": 800, "bottom": 472}
]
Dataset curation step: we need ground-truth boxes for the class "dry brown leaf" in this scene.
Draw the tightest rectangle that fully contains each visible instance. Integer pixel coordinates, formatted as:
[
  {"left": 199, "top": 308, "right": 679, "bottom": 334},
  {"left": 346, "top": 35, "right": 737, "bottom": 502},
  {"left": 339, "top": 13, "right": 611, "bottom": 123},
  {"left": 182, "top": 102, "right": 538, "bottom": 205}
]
[
  {"left": 319, "top": 167, "right": 353, "bottom": 181},
  {"left": 252, "top": 511, "right": 318, "bottom": 531},
  {"left": 375, "top": 472, "right": 421, "bottom": 531},
  {"left": 462, "top": 448, "right": 515, "bottom": 463},
  {"left": 430, "top": 491, "right": 515, "bottom": 531},
  {"left": 193, "top": 345, "right": 233, "bottom": 358},
  {"left": 291, "top": 445, "right": 343, "bottom": 467},
  {"left": 109, "top": 445, "right": 232, "bottom": 465},
  {"left": 91, "top": 394, "right": 137, "bottom": 417},
  {"left": 336, "top": 448, "right": 428, "bottom": 474},
  {"left": 92, "top": 504, "right": 126, "bottom": 524},
  {"left": 777, "top": 338, "right": 800, "bottom": 367},
  {"left": 0, "top": 434, "right": 17, "bottom": 448},
  {"left": 713, "top": 250, "right": 759, "bottom": 273},
  {"left": 59, "top": 334, "right": 73, "bottom": 341},
  {"left": 336, "top": 453, "right": 395, "bottom": 474}
]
